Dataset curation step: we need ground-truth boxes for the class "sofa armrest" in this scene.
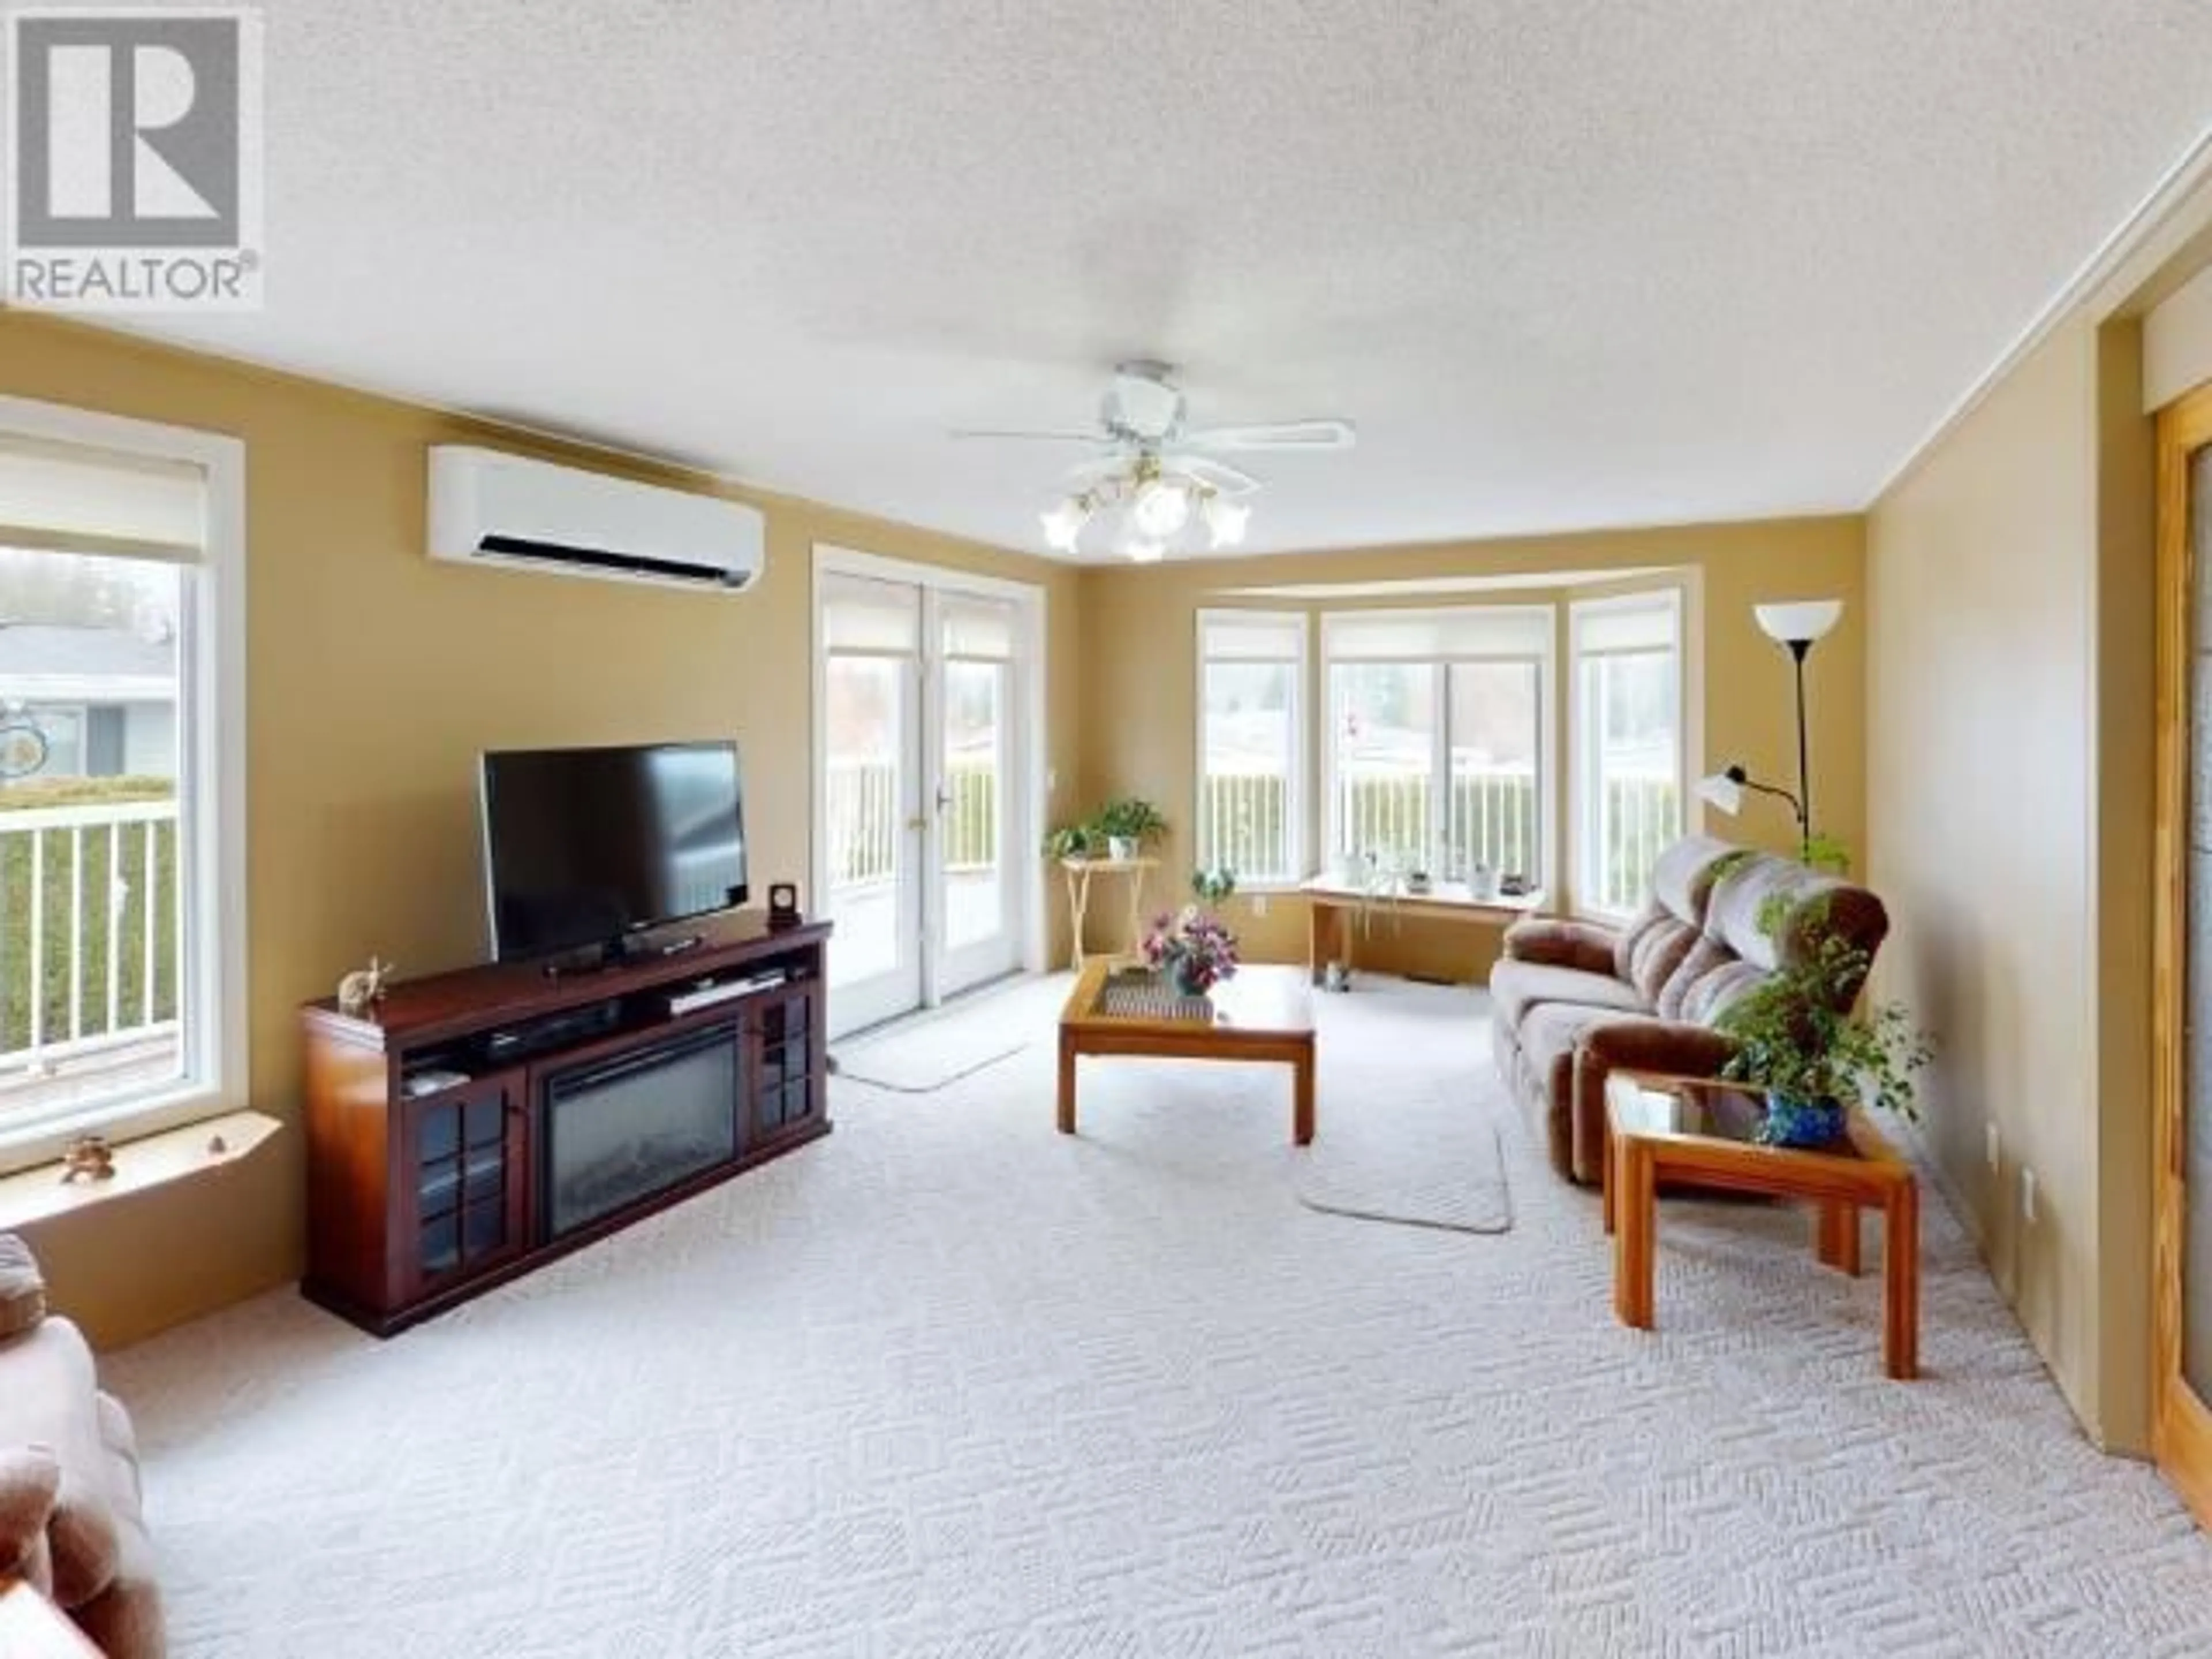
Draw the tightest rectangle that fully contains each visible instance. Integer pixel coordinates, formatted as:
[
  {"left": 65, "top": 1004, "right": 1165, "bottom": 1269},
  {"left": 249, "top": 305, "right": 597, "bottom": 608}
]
[
  {"left": 1565, "top": 1019, "right": 1743, "bottom": 1183},
  {"left": 1578, "top": 1018, "right": 1738, "bottom": 1083},
  {"left": 1501, "top": 916, "right": 1620, "bottom": 977}
]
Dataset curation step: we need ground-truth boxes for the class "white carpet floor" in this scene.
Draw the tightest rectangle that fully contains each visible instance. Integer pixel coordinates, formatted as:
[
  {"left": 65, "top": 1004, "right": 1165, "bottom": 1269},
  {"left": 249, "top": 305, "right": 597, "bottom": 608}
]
[{"left": 106, "top": 977, "right": 2212, "bottom": 1657}]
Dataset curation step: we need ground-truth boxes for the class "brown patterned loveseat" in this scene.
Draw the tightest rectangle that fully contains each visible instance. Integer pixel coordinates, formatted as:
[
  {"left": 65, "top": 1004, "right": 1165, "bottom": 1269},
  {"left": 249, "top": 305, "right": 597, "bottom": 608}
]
[
  {"left": 1490, "top": 836, "right": 1889, "bottom": 1184},
  {"left": 0, "top": 1233, "right": 162, "bottom": 1657}
]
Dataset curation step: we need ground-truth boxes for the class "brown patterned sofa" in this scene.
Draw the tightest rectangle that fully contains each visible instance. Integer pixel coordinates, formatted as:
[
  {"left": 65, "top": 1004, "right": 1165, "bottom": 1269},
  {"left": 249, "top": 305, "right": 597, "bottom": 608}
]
[
  {"left": 1490, "top": 836, "right": 1889, "bottom": 1184},
  {"left": 0, "top": 1234, "right": 162, "bottom": 1657}
]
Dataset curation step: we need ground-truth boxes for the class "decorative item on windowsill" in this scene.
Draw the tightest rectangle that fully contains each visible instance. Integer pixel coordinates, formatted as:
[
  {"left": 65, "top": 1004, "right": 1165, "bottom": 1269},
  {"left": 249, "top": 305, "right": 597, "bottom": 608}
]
[
  {"left": 1095, "top": 797, "right": 1168, "bottom": 864},
  {"left": 59, "top": 1134, "right": 116, "bottom": 1184},
  {"left": 1498, "top": 872, "right": 1532, "bottom": 898},
  {"left": 1191, "top": 865, "right": 1237, "bottom": 906},
  {"left": 1714, "top": 900, "right": 1933, "bottom": 1149},
  {"left": 336, "top": 956, "right": 395, "bottom": 1017},
  {"left": 1467, "top": 861, "right": 1498, "bottom": 902},
  {"left": 1142, "top": 904, "right": 1239, "bottom": 998}
]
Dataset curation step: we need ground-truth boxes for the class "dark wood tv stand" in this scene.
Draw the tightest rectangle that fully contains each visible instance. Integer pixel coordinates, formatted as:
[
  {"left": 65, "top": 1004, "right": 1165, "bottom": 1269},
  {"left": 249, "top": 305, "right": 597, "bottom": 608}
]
[{"left": 300, "top": 911, "right": 832, "bottom": 1336}]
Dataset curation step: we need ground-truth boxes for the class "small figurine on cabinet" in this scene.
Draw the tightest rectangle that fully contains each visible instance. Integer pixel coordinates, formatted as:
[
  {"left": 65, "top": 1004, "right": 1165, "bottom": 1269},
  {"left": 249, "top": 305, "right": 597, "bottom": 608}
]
[
  {"left": 766, "top": 882, "right": 802, "bottom": 931},
  {"left": 336, "top": 956, "right": 395, "bottom": 1016},
  {"left": 59, "top": 1134, "right": 116, "bottom": 1184}
]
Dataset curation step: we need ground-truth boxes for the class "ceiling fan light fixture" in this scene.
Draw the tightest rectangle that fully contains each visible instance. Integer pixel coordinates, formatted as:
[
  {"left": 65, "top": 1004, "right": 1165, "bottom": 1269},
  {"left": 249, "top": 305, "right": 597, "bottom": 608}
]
[
  {"left": 1040, "top": 498, "right": 1088, "bottom": 554},
  {"left": 1203, "top": 496, "right": 1251, "bottom": 549},
  {"left": 1130, "top": 478, "right": 1192, "bottom": 539}
]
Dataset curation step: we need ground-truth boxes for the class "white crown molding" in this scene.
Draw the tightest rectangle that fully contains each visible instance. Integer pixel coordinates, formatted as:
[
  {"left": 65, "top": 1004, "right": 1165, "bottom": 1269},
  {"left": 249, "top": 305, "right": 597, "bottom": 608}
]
[{"left": 1869, "top": 122, "right": 2212, "bottom": 506}]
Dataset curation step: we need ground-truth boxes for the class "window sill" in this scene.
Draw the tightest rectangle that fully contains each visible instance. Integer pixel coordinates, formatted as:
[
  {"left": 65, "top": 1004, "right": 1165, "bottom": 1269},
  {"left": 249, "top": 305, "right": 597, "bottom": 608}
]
[{"left": 0, "top": 1109, "right": 281, "bottom": 1232}]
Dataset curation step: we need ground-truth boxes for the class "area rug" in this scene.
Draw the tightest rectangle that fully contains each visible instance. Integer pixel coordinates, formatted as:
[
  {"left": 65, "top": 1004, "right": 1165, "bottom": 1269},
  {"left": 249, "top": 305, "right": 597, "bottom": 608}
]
[
  {"left": 1296, "top": 1111, "right": 1512, "bottom": 1233},
  {"left": 832, "top": 971, "right": 1069, "bottom": 1092}
]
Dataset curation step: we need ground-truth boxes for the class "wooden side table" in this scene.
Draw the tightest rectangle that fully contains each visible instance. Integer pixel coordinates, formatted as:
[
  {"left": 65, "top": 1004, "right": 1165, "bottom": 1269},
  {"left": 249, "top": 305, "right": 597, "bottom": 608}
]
[
  {"left": 1603, "top": 1071, "right": 1921, "bottom": 1380},
  {"left": 1059, "top": 857, "right": 1157, "bottom": 969},
  {"left": 0, "top": 1577, "right": 101, "bottom": 1657}
]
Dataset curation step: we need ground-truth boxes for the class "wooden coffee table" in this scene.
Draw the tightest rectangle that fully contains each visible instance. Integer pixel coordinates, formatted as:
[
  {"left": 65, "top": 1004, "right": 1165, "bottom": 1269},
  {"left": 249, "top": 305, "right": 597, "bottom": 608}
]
[
  {"left": 1603, "top": 1071, "right": 1921, "bottom": 1380},
  {"left": 1057, "top": 960, "right": 1316, "bottom": 1143}
]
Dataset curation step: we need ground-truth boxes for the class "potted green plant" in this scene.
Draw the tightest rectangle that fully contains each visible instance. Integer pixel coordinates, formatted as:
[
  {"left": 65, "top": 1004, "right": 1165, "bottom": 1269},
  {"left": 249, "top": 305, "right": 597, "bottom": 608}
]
[
  {"left": 1043, "top": 821, "right": 1100, "bottom": 862},
  {"left": 1096, "top": 797, "right": 1168, "bottom": 862},
  {"left": 1714, "top": 924, "right": 1933, "bottom": 1148}
]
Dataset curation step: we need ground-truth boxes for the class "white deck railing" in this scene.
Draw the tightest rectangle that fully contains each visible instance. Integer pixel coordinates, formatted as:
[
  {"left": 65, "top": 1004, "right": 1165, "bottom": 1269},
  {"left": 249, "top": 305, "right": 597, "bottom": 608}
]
[
  {"left": 0, "top": 798, "right": 180, "bottom": 1076},
  {"left": 831, "top": 757, "right": 1679, "bottom": 900},
  {"left": 827, "top": 757, "right": 1000, "bottom": 889}
]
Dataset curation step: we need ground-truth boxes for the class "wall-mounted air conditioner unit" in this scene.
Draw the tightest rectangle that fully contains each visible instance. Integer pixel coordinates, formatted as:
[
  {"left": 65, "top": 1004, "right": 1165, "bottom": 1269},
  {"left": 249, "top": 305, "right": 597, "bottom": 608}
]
[{"left": 427, "top": 445, "right": 764, "bottom": 593}]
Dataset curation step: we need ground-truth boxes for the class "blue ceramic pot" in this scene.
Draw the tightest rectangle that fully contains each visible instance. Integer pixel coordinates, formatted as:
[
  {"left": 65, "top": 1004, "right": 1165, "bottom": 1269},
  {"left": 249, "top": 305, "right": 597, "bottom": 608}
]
[
  {"left": 1168, "top": 954, "right": 1210, "bottom": 997},
  {"left": 1762, "top": 1093, "right": 1847, "bottom": 1149}
]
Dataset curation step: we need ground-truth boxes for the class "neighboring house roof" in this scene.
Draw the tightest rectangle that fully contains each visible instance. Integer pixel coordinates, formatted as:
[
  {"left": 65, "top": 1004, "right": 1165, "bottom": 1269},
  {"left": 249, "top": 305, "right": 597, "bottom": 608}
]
[{"left": 0, "top": 623, "right": 176, "bottom": 704}]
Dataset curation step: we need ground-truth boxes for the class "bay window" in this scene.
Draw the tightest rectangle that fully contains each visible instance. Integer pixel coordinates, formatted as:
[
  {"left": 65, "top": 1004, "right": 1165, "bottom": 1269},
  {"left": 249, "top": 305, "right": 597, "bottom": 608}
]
[
  {"left": 0, "top": 401, "right": 245, "bottom": 1169},
  {"left": 1195, "top": 610, "right": 1306, "bottom": 885},
  {"left": 1322, "top": 607, "right": 1550, "bottom": 885},
  {"left": 1571, "top": 590, "right": 1684, "bottom": 915}
]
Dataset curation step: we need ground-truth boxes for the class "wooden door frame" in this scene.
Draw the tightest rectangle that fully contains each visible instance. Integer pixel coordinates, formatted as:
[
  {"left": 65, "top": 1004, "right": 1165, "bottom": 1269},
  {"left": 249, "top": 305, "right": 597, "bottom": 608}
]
[{"left": 2153, "top": 381, "right": 2212, "bottom": 1528}]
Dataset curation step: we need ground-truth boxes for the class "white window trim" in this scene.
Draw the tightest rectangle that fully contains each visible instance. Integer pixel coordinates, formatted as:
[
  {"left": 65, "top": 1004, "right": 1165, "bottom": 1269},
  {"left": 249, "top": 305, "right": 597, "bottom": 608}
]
[
  {"left": 1194, "top": 608, "right": 1309, "bottom": 889},
  {"left": 1318, "top": 604, "right": 1556, "bottom": 887},
  {"left": 0, "top": 395, "right": 247, "bottom": 1177},
  {"left": 1569, "top": 586, "right": 1687, "bottom": 921}
]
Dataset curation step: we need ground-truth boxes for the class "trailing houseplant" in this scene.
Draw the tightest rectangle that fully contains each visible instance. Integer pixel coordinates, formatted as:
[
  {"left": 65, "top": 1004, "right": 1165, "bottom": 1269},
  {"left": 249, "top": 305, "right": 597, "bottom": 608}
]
[
  {"left": 1096, "top": 797, "right": 1169, "bottom": 861},
  {"left": 1714, "top": 923, "right": 1932, "bottom": 1147}
]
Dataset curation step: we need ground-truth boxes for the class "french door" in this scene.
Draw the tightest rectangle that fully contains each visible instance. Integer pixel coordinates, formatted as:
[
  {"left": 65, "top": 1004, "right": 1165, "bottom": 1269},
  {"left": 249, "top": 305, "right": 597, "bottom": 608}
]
[
  {"left": 817, "top": 563, "right": 1030, "bottom": 1035},
  {"left": 2155, "top": 381, "right": 2212, "bottom": 1528}
]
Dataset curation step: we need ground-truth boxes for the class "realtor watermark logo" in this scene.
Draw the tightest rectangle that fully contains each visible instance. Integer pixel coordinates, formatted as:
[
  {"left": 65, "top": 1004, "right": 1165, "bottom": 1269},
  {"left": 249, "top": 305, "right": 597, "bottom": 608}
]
[{"left": 5, "top": 6, "right": 263, "bottom": 309}]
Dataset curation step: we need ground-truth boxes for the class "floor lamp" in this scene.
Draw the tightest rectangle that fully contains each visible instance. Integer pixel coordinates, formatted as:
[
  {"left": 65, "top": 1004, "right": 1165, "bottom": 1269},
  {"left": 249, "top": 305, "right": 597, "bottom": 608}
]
[{"left": 1695, "top": 599, "right": 1843, "bottom": 862}]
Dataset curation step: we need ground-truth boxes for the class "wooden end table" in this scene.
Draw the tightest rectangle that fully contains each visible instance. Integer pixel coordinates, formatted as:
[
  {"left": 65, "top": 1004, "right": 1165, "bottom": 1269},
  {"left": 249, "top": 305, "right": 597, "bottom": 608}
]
[
  {"left": 1057, "top": 960, "right": 1316, "bottom": 1143},
  {"left": 1603, "top": 1071, "right": 1921, "bottom": 1380}
]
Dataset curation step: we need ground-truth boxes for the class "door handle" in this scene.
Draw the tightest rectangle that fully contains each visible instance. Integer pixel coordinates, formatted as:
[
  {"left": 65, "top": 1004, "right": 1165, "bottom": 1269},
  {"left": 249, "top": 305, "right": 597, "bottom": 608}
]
[{"left": 906, "top": 815, "right": 929, "bottom": 832}]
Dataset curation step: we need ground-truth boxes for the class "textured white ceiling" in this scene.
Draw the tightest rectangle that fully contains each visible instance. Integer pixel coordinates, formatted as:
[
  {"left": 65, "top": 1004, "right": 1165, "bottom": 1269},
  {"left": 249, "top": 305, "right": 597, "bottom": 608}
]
[{"left": 111, "top": 1, "right": 2212, "bottom": 556}]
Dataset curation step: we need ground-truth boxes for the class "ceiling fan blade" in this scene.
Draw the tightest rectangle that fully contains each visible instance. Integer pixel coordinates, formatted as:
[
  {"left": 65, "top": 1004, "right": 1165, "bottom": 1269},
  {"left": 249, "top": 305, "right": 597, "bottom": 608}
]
[
  {"left": 1180, "top": 419, "right": 1357, "bottom": 453},
  {"left": 948, "top": 428, "right": 1104, "bottom": 444},
  {"left": 1161, "top": 453, "right": 1262, "bottom": 497},
  {"left": 1060, "top": 453, "right": 1133, "bottom": 489}
]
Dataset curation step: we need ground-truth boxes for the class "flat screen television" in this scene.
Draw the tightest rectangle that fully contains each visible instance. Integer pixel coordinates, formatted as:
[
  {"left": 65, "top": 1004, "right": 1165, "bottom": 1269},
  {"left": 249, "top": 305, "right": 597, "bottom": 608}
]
[{"left": 480, "top": 740, "right": 748, "bottom": 964}]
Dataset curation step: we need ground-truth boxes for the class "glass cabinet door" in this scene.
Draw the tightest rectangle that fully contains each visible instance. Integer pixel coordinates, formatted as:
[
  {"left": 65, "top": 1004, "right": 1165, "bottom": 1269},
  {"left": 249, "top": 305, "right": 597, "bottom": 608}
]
[
  {"left": 751, "top": 986, "right": 821, "bottom": 1141},
  {"left": 403, "top": 1071, "right": 527, "bottom": 1296}
]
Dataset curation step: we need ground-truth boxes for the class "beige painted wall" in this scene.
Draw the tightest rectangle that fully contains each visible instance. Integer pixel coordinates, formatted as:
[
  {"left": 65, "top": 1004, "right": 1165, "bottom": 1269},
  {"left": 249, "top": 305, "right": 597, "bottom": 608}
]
[
  {"left": 1868, "top": 320, "right": 2105, "bottom": 1433},
  {"left": 1078, "top": 520, "right": 1866, "bottom": 978},
  {"left": 1866, "top": 312, "right": 2158, "bottom": 1453},
  {"left": 0, "top": 313, "right": 1082, "bottom": 1347}
]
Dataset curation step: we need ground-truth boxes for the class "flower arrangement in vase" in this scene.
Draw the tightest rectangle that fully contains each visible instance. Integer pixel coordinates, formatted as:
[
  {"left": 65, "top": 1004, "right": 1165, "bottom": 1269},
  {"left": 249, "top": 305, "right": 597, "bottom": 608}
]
[{"left": 1142, "top": 904, "right": 1239, "bottom": 997}]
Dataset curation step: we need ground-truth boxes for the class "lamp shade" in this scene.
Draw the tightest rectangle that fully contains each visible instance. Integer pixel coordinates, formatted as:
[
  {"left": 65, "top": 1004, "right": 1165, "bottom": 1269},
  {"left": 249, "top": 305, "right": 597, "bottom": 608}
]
[
  {"left": 1753, "top": 599, "right": 1843, "bottom": 646},
  {"left": 1694, "top": 768, "right": 1746, "bottom": 816}
]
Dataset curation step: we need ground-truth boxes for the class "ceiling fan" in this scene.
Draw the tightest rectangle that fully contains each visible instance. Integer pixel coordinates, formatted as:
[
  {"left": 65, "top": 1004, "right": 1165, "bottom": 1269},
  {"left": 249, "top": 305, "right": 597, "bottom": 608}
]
[{"left": 952, "top": 361, "right": 1356, "bottom": 560}]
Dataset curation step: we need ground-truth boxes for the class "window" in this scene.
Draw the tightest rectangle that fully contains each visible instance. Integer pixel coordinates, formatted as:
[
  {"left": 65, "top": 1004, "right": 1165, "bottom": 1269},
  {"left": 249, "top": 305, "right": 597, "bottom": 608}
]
[
  {"left": 0, "top": 404, "right": 244, "bottom": 1168},
  {"left": 1196, "top": 611, "right": 1306, "bottom": 885},
  {"left": 1572, "top": 591, "right": 1684, "bottom": 915},
  {"left": 1322, "top": 607, "right": 1550, "bottom": 885}
]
